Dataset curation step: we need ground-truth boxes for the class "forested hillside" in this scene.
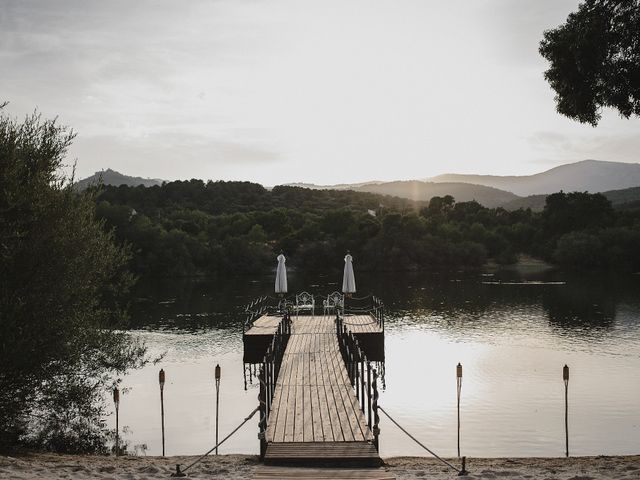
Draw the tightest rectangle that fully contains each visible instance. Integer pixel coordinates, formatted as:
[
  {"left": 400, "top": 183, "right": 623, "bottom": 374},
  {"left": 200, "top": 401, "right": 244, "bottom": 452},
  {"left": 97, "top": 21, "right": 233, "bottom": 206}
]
[{"left": 93, "top": 180, "right": 640, "bottom": 277}]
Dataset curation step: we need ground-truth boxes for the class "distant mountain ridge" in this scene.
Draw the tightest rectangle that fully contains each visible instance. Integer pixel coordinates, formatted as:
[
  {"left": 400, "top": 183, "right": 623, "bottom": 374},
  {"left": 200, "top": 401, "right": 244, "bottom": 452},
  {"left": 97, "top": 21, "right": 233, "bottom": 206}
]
[
  {"left": 75, "top": 169, "right": 163, "bottom": 190},
  {"left": 427, "top": 160, "right": 640, "bottom": 196},
  {"left": 502, "top": 186, "right": 640, "bottom": 212},
  {"left": 77, "top": 159, "right": 640, "bottom": 209},
  {"left": 350, "top": 181, "right": 518, "bottom": 208}
]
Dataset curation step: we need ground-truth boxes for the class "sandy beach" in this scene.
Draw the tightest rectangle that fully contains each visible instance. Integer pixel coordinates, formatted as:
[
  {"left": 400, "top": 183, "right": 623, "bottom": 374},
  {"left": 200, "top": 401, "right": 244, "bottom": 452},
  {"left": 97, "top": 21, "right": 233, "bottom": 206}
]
[{"left": 1, "top": 453, "right": 638, "bottom": 479}]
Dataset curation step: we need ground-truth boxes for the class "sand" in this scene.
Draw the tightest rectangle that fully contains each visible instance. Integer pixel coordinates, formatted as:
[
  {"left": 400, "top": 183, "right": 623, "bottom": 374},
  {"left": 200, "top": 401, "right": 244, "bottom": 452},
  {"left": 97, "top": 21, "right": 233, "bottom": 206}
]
[{"left": 1, "top": 454, "right": 639, "bottom": 479}]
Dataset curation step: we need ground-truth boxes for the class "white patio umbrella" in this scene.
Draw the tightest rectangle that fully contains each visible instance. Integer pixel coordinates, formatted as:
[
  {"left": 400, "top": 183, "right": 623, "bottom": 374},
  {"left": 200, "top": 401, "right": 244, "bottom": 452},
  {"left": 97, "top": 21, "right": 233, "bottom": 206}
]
[
  {"left": 275, "top": 252, "right": 288, "bottom": 295},
  {"left": 342, "top": 252, "right": 356, "bottom": 296}
]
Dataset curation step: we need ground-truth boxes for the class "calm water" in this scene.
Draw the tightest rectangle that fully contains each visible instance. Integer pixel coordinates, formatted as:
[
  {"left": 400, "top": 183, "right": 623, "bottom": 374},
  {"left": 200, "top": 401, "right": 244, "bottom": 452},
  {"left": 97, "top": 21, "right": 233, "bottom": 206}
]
[{"left": 115, "top": 267, "right": 640, "bottom": 458}]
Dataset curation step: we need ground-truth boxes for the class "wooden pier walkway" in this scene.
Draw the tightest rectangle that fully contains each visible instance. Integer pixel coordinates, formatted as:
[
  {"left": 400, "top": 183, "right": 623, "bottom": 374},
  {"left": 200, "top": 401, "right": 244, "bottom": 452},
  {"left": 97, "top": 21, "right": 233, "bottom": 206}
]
[
  {"left": 248, "top": 314, "right": 383, "bottom": 467},
  {"left": 246, "top": 314, "right": 382, "bottom": 337},
  {"left": 266, "top": 316, "right": 373, "bottom": 444}
]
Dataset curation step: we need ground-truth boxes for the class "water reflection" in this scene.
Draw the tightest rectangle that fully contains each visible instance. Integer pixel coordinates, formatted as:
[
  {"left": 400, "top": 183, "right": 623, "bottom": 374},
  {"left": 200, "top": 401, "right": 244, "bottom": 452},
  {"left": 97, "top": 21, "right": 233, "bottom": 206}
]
[{"left": 117, "top": 269, "right": 640, "bottom": 457}]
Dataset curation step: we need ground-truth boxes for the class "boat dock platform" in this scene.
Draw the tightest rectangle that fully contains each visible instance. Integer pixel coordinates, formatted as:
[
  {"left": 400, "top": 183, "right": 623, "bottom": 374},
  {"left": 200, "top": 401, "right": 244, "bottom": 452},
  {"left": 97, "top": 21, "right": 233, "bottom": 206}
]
[{"left": 243, "top": 296, "right": 385, "bottom": 468}]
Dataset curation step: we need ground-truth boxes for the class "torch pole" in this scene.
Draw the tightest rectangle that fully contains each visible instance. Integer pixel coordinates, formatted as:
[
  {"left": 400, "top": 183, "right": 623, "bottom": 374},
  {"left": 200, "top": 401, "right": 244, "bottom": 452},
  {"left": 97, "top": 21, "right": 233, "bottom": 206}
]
[
  {"left": 563, "top": 364, "right": 569, "bottom": 457},
  {"left": 113, "top": 387, "right": 120, "bottom": 456},
  {"left": 159, "top": 369, "right": 166, "bottom": 456},
  {"left": 215, "top": 364, "right": 221, "bottom": 455},
  {"left": 456, "top": 363, "right": 462, "bottom": 458}
]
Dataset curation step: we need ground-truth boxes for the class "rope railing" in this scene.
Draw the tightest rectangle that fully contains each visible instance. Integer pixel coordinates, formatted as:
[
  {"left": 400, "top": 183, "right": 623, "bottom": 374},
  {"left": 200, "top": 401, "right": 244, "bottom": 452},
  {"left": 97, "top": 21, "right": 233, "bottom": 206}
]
[
  {"left": 243, "top": 296, "right": 297, "bottom": 333},
  {"left": 170, "top": 406, "right": 260, "bottom": 477},
  {"left": 376, "top": 405, "right": 469, "bottom": 476},
  {"left": 243, "top": 293, "right": 384, "bottom": 332},
  {"left": 343, "top": 295, "right": 384, "bottom": 331}
]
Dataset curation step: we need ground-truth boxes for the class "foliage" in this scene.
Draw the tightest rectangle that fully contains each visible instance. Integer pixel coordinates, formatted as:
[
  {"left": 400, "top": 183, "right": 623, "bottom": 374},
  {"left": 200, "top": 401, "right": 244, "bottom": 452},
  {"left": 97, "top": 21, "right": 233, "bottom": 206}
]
[
  {"left": 92, "top": 179, "right": 640, "bottom": 275},
  {"left": 0, "top": 110, "right": 147, "bottom": 452},
  {"left": 539, "top": 0, "right": 640, "bottom": 125}
]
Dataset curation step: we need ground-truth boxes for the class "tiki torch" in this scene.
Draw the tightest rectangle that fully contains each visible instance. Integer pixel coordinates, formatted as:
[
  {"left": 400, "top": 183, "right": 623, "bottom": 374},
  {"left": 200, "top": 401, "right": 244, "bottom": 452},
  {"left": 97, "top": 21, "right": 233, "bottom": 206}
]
[
  {"left": 159, "top": 368, "right": 166, "bottom": 456},
  {"left": 113, "top": 387, "right": 120, "bottom": 456},
  {"left": 215, "top": 364, "right": 221, "bottom": 454}
]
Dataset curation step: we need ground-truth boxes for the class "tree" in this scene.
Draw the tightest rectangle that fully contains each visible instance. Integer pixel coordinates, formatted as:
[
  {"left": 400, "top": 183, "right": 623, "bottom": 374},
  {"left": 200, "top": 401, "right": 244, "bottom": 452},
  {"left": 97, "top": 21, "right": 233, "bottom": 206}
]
[
  {"left": 539, "top": 0, "right": 640, "bottom": 125},
  {"left": 0, "top": 108, "right": 146, "bottom": 452},
  {"left": 542, "top": 191, "right": 614, "bottom": 236}
]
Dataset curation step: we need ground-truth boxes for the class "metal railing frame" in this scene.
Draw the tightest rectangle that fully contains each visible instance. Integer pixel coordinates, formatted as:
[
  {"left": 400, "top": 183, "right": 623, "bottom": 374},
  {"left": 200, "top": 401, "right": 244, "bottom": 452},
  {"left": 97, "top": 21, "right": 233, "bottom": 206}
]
[
  {"left": 335, "top": 313, "right": 380, "bottom": 451},
  {"left": 257, "top": 313, "right": 292, "bottom": 458}
]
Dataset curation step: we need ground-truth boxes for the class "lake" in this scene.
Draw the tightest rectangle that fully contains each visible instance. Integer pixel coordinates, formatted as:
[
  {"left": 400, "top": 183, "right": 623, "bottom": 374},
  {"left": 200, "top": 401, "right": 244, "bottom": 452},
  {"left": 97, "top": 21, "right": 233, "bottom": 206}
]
[{"left": 115, "top": 266, "right": 640, "bottom": 458}]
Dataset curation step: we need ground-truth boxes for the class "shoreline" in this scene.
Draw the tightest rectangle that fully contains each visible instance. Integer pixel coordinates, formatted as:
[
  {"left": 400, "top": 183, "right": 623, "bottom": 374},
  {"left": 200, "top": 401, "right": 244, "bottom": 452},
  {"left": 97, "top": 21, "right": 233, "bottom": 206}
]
[{"left": 2, "top": 453, "right": 639, "bottom": 479}]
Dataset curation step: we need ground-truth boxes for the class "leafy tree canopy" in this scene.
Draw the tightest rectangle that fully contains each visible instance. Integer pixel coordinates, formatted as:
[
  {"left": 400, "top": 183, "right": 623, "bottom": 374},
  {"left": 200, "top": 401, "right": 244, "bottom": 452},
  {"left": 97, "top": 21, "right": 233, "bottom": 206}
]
[
  {"left": 539, "top": 0, "right": 640, "bottom": 125},
  {"left": 0, "top": 107, "right": 146, "bottom": 452}
]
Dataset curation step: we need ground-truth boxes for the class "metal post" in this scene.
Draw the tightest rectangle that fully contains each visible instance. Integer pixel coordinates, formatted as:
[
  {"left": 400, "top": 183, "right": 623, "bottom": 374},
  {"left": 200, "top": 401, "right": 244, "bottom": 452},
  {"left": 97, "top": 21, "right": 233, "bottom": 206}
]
[
  {"left": 367, "top": 362, "right": 372, "bottom": 429},
  {"left": 456, "top": 363, "right": 462, "bottom": 458},
  {"left": 159, "top": 369, "right": 166, "bottom": 456},
  {"left": 215, "top": 364, "right": 221, "bottom": 455},
  {"left": 258, "top": 367, "right": 267, "bottom": 460},
  {"left": 563, "top": 364, "right": 569, "bottom": 458},
  {"left": 360, "top": 358, "right": 365, "bottom": 413},
  {"left": 372, "top": 369, "right": 380, "bottom": 452},
  {"left": 113, "top": 387, "right": 120, "bottom": 456},
  {"left": 459, "top": 456, "right": 468, "bottom": 476}
]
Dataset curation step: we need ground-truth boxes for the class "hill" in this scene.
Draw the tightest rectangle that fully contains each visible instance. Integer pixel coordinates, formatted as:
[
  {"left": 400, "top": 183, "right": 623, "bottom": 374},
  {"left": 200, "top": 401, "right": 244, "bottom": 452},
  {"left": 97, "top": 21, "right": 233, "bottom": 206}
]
[
  {"left": 428, "top": 160, "right": 640, "bottom": 196},
  {"left": 75, "top": 169, "right": 163, "bottom": 190},
  {"left": 351, "top": 181, "right": 519, "bottom": 208},
  {"left": 500, "top": 185, "right": 640, "bottom": 211},
  {"left": 283, "top": 180, "right": 520, "bottom": 208}
]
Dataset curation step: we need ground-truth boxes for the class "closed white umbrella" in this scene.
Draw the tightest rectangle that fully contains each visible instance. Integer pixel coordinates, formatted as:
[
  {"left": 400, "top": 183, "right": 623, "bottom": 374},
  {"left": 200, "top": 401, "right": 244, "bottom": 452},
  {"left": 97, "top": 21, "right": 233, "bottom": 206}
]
[
  {"left": 275, "top": 253, "right": 288, "bottom": 295},
  {"left": 342, "top": 252, "right": 356, "bottom": 296}
]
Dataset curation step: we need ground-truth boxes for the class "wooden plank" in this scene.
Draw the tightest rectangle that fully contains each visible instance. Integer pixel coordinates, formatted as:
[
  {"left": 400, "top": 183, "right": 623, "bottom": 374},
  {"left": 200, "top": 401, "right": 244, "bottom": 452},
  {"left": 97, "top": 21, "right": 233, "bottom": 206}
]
[
  {"left": 293, "top": 334, "right": 306, "bottom": 442},
  {"left": 309, "top": 336, "right": 324, "bottom": 442},
  {"left": 328, "top": 344, "right": 366, "bottom": 442},
  {"left": 265, "top": 313, "right": 377, "bottom": 452},
  {"left": 245, "top": 315, "right": 283, "bottom": 336},
  {"left": 302, "top": 350, "right": 314, "bottom": 442},
  {"left": 314, "top": 334, "right": 333, "bottom": 441},
  {"left": 318, "top": 333, "right": 342, "bottom": 441},
  {"left": 283, "top": 355, "right": 299, "bottom": 442},
  {"left": 263, "top": 441, "right": 381, "bottom": 468},
  {"left": 325, "top": 341, "right": 353, "bottom": 442},
  {"left": 327, "top": 344, "right": 358, "bottom": 442},
  {"left": 252, "top": 466, "right": 394, "bottom": 480}
]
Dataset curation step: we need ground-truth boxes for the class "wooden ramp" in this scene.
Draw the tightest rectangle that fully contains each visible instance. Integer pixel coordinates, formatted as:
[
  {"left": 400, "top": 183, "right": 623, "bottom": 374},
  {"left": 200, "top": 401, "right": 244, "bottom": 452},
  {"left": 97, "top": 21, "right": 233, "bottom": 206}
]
[
  {"left": 264, "top": 315, "right": 379, "bottom": 467},
  {"left": 252, "top": 466, "right": 395, "bottom": 479}
]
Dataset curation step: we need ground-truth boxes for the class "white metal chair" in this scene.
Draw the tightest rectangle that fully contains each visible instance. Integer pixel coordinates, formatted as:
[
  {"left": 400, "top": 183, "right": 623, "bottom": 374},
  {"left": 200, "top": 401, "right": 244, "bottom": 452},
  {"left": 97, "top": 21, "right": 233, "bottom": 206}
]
[
  {"left": 323, "top": 291, "right": 344, "bottom": 316},
  {"left": 295, "top": 292, "right": 315, "bottom": 318}
]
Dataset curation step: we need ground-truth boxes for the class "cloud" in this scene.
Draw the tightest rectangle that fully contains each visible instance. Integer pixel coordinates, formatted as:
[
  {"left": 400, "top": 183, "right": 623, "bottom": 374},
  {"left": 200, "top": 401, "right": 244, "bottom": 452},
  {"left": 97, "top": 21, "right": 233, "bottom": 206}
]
[
  {"left": 2, "top": 0, "right": 639, "bottom": 185},
  {"left": 69, "top": 132, "right": 281, "bottom": 180},
  {"left": 528, "top": 129, "right": 640, "bottom": 167}
]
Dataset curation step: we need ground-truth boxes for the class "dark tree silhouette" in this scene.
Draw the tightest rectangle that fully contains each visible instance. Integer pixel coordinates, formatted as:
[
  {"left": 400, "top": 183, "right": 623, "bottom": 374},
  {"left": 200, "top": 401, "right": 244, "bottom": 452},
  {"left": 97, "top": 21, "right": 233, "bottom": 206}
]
[
  {"left": 539, "top": 0, "right": 640, "bottom": 125},
  {"left": 0, "top": 108, "right": 146, "bottom": 452}
]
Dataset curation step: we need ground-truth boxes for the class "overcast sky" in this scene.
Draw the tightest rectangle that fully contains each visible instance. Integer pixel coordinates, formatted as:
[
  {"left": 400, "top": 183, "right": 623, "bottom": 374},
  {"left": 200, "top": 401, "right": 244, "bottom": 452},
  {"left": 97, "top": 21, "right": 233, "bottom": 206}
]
[{"left": 1, "top": 0, "right": 639, "bottom": 185}]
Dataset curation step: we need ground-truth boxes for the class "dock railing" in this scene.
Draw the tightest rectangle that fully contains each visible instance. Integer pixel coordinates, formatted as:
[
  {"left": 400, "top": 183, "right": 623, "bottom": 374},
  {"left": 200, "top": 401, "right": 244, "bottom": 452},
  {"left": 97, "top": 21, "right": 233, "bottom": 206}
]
[
  {"left": 243, "top": 296, "right": 296, "bottom": 334},
  {"left": 336, "top": 313, "right": 380, "bottom": 451},
  {"left": 258, "top": 312, "right": 292, "bottom": 458},
  {"left": 243, "top": 296, "right": 268, "bottom": 333},
  {"left": 372, "top": 296, "right": 385, "bottom": 331},
  {"left": 343, "top": 295, "right": 385, "bottom": 331}
]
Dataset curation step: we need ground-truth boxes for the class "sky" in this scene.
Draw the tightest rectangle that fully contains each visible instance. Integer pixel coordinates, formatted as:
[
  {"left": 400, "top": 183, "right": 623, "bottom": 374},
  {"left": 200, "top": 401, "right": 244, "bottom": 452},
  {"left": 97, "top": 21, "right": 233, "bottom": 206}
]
[{"left": 1, "top": 0, "right": 639, "bottom": 186}]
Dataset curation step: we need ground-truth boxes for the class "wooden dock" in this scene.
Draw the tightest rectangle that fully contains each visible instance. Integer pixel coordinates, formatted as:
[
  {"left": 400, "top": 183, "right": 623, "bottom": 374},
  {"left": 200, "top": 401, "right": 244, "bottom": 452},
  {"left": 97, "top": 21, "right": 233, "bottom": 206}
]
[
  {"left": 247, "top": 313, "right": 384, "bottom": 467},
  {"left": 252, "top": 466, "right": 395, "bottom": 479},
  {"left": 266, "top": 316, "right": 373, "bottom": 443},
  {"left": 245, "top": 314, "right": 385, "bottom": 363}
]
